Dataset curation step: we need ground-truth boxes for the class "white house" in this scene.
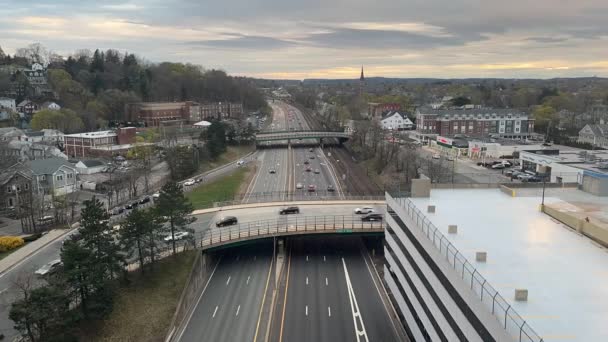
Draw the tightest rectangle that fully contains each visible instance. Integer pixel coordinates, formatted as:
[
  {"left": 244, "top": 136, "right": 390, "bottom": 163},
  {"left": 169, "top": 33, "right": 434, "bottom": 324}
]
[
  {"left": 75, "top": 160, "right": 107, "bottom": 175},
  {"left": 41, "top": 101, "right": 61, "bottom": 111},
  {"left": 0, "top": 97, "right": 16, "bottom": 111},
  {"left": 380, "top": 111, "right": 414, "bottom": 130}
]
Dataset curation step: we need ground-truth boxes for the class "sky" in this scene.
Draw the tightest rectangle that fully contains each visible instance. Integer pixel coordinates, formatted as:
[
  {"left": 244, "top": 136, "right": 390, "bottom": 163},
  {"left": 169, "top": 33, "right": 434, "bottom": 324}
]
[{"left": 1, "top": 0, "right": 608, "bottom": 80}]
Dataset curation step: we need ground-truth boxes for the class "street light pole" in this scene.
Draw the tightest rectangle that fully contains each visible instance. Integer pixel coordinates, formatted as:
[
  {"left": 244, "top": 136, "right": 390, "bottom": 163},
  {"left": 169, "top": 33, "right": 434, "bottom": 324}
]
[{"left": 541, "top": 173, "right": 547, "bottom": 209}]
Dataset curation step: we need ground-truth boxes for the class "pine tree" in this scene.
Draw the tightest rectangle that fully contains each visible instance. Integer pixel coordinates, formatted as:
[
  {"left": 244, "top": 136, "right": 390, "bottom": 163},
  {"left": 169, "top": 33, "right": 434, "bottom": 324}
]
[
  {"left": 120, "top": 208, "right": 167, "bottom": 271},
  {"left": 155, "top": 182, "right": 196, "bottom": 255}
]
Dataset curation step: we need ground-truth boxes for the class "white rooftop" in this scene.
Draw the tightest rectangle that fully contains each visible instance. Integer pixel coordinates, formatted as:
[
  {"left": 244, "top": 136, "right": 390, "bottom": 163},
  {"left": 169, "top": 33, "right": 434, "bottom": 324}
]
[
  {"left": 64, "top": 130, "right": 116, "bottom": 138},
  {"left": 410, "top": 189, "right": 608, "bottom": 342}
]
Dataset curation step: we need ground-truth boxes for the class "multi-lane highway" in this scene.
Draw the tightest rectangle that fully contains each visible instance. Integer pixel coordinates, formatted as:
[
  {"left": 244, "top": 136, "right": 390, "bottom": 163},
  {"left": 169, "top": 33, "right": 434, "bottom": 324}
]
[{"left": 278, "top": 236, "right": 401, "bottom": 342}]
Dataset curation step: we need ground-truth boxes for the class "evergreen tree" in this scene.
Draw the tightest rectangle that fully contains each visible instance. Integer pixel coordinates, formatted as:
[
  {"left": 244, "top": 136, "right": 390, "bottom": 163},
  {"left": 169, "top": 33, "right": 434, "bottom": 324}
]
[
  {"left": 120, "top": 208, "right": 166, "bottom": 271},
  {"left": 155, "top": 182, "right": 196, "bottom": 255}
]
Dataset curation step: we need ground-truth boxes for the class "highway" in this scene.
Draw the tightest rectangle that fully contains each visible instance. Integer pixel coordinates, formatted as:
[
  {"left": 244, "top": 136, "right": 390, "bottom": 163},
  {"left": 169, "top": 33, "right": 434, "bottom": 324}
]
[
  {"left": 279, "top": 236, "right": 401, "bottom": 342},
  {"left": 177, "top": 242, "right": 273, "bottom": 342}
]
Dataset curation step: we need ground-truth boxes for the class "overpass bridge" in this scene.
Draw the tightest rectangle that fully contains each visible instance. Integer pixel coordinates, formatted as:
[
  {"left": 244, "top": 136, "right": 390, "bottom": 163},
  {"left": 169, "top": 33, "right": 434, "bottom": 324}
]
[
  {"left": 255, "top": 129, "right": 352, "bottom": 145},
  {"left": 197, "top": 214, "right": 384, "bottom": 250}
]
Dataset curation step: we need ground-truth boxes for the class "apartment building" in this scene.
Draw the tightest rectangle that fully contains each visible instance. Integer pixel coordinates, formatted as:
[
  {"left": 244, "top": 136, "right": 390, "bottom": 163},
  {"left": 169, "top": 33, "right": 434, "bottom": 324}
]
[
  {"left": 126, "top": 101, "right": 244, "bottom": 126},
  {"left": 63, "top": 127, "right": 136, "bottom": 158}
]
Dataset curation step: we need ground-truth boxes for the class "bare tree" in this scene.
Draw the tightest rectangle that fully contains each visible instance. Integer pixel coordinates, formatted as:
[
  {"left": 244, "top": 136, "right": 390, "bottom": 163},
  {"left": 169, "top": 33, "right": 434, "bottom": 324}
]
[{"left": 15, "top": 43, "right": 52, "bottom": 66}]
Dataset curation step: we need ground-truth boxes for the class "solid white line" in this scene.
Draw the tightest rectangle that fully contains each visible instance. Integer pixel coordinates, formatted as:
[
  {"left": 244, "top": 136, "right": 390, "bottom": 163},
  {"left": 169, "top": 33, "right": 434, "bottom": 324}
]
[
  {"left": 325, "top": 277, "right": 328, "bottom": 286},
  {"left": 212, "top": 306, "right": 219, "bottom": 318},
  {"left": 247, "top": 275, "right": 251, "bottom": 285},
  {"left": 328, "top": 306, "right": 332, "bottom": 317},
  {"left": 323, "top": 255, "right": 326, "bottom": 262},
  {"left": 236, "top": 305, "right": 241, "bottom": 316},
  {"left": 226, "top": 276, "right": 231, "bottom": 286},
  {"left": 306, "top": 276, "right": 309, "bottom": 285},
  {"left": 342, "top": 257, "right": 369, "bottom": 342},
  {"left": 305, "top": 305, "right": 308, "bottom": 316},
  {"left": 306, "top": 255, "right": 309, "bottom": 261}
]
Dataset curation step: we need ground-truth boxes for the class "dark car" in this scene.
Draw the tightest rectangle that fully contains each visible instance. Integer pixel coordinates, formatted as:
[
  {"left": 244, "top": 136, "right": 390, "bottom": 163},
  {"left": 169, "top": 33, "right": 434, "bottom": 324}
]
[
  {"left": 308, "top": 184, "right": 316, "bottom": 192},
  {"left": 305, "top": 167, "right": 312, "bottom": 172},
  {"left": 125, "top": 203, "right": 134, "bottom": 209},
  {"left": 139, "top": 196, "right": 151, "bottom": 204},
  {"left": 304, "top": 160, "right": 310, "bottom": 165},
  {"left": 327, "top": 185, "right": 335, "bottom": 192},
  {"left": 216, "top": 216, "right": 238, "bottom": 227},
  {"left": 269, "top": 169, "right": 276, "bottom": 174},
  {"left": 279, "top": 206, "right": 300, "bottom": 215},
  {"left": 111, "top": 207, "right": 125, "bottom": 215},
  {"left": 309, "top": 155, "right": 315, "bottom": 159},
  {"left": 361, "top": 213, "right": 383, "bottom": 222}
]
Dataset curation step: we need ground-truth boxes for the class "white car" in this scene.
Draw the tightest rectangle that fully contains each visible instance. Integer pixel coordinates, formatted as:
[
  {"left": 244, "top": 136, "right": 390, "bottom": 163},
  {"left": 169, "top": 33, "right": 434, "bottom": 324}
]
[
  {"left": 354, "top": 207, "right": 375, "bottom": 214},
  {"left": 237, "top": 160, "right": 244, "bottom": 166},
  {"left": 432, "top": 154, "right": 441, "bottom": 160},
  {"left": 35, "top": 259, "right": 62, "bottom": 276},
  {"left": 296, "top": 183, "right": 303, "bottom": 189},
  {"left": 184, "top": 179, "right": 196, "bottom": 186},
  {"left": 164, "top": 231, "right": 190, "bottom": 242}
]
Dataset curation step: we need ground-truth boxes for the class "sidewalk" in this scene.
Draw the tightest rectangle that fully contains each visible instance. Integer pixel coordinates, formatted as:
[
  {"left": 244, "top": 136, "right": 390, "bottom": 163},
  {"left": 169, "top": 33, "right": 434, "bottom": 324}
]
[{"left": 0, "top": 228, "right": 70, "bottom": 275}]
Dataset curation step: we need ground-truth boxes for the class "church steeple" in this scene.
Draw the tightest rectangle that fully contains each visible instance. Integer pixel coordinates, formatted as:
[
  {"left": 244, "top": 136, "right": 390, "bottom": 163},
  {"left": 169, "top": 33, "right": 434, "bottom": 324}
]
[
  {"left": 360, "top": 66, "right": 365, "bottom": 81},
  {"left": 359, "top": 66, "right": 365, "bottom": 97}
]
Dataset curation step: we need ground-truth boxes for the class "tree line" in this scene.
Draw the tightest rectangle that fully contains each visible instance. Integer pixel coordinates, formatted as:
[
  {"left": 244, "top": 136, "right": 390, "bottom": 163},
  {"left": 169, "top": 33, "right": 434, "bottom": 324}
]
[{"left": 9, "top": 181, "right": 195, "bottom": 342}]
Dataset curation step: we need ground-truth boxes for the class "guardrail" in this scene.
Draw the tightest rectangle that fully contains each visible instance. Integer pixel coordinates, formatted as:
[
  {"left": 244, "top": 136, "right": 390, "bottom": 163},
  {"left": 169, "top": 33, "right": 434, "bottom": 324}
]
[
  {"left": 198, "top": 215, "right": 385, "bottom": 249},
  {"left": 388, "top": 194, "right": 543, "bottom": 342}
]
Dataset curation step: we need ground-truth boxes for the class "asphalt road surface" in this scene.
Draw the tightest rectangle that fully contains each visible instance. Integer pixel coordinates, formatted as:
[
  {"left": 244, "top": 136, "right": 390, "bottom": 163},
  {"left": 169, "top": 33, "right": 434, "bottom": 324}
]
[
  {"left": 279, "top": 236, "right": 401, "bottom": 342},
  {"left": 177, "top": 242, "right": 273, "bottom": 342}
]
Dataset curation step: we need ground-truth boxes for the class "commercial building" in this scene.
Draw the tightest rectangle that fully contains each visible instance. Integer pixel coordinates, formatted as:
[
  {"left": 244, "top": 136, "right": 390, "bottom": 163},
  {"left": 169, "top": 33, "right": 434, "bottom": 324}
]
[
  {"left": 126, "top": 101, "right": 244, "bottom": 126},
  {"left": 63, "top": 127, "right": 136, "bottom": 158},
  {"left": 385, "top": 186, "right": 608, "bottom": 342},
  {"left": 193, "top": 102, "right": 244, "bottom": 121},
  {"left": 0, "top": 97, "right": 16, "bottom": 111},
  {"left": 416, "top": 107, "right": 535, "bottom": 139}
]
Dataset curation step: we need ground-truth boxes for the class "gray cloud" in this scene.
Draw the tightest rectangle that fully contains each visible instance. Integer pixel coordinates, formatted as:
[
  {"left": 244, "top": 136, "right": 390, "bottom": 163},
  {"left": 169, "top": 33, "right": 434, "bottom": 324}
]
[
  {"left": 526, "top": 37, "right": 569, "bottom": 44},
  {"left": 188, "top": 34, "right": 294, "bottom": 50}
]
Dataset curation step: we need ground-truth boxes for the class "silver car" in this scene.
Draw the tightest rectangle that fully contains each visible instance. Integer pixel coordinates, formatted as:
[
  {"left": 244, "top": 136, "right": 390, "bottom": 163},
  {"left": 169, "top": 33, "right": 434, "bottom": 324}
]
[{"left": 35, "top": 259, "right": 62, "bottom": 276}]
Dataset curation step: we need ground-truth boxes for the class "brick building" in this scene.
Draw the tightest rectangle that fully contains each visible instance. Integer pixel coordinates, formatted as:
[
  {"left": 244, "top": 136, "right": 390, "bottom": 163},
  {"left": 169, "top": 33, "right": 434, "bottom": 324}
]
[
  {"left": 416, "top": 107, "right": 534, "bottom": 139},
  {"left": 368, "top": 102, "right": 401, "bottom": 119},
  {"left": 127, "top": 101, "right": 244, "bottom": 126},
  {"left": 63, "top": 127, "right": 136, "bottom": 158}
]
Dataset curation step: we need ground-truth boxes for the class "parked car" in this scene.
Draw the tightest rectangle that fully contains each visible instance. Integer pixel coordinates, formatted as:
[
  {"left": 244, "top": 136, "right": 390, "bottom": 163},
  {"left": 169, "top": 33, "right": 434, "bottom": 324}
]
[
  {"left": 501, "top": 160, "right": 512, "bottom": 167},
  {"left": 432, "top": 154, "right": 440, "bottom": 159},
  {"left": 216, "top": 216, "right": 238, "bottom": 227},
  {"left": 491, "top": 163, "right": 505, "bottom": 169},
  {"left": 279, "top": 206, "right": 300, "bottom": 215},
  {"left": 361, "top": 213, "right": 383, "bottom": 222},
  {"left": 237, "top": 160, "right": 245, "bottom": 166},
  {"left": 314, "top": 169, "right": 320, "bottom": 174},
  {"left": 296, "top": 183, "right": 303, "bottom": 189},
  {"left": 111, "top": 207, "right": 124, "bottom": 215},
  {"left": 354, "top": 207, "right": 375, "bottom": 214},
  {"left": 269, "top": 169, "right": 276, "bottom": 174},
  {"left": 184, "top": 179, "right": 196, "bottom": 186},
  {"left": 327, "top": 185, "right": 335, "bottom": 192},
  {"left": 308, "top": 184, "right": 316, "bottom": 192},
  {"left": 139, "top": 196, "right": 151, "bottom": 204},
  {"left": 164, "top": 231, "right": 190, "bottom": 242},
  {"left": 35, "top": 259, "right": 62, "bottom": 276},
  {"left": 517, "top": 173, "right": 533, "bottom": 181},
  {"left": 527, "top": 176, "right": 542, "bottom": 183}
]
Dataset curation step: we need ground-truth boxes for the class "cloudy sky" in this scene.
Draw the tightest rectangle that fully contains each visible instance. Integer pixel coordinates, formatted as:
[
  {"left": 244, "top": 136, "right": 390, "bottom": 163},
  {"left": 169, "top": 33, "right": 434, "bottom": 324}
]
[{"left": 1, "top": 0, "right": 608, "bottom": 79}]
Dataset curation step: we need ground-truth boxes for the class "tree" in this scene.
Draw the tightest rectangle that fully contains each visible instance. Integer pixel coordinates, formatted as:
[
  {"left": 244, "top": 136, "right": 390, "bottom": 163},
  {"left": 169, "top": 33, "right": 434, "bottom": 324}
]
[
  {"left": 9, "top": 283, "right": 72, "bottom": 342},
  {"left": 30, "top": 109, "right": 85, "bottom": 133},
  {"left": 120, "top": 208, "right": 166, "bottom": 271},
  {"left": 15, "top": 43, "right": 51, "bottom": 66},
  {"left": 532, "top": 105, "right": 557, "bottom": 136},
  {"left": 155, "top": 182, "right": 196, "bottom": 255},
  {"left": 204, "top": 121, "right": 227, "bottom": 159},
  {"left": 450, "top": 96, "right": 471, "bottom": 107}
]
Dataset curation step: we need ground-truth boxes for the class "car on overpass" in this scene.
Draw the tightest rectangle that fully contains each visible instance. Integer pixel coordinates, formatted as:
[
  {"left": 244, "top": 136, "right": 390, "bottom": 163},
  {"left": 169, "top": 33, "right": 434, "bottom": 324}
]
[
  {"left": 279, "top": 206, "right": 300, "bottom": 215},
  {"left": 327, "top": 185, "right": 335, "bottom": 192},
  {"left": 361, "top": 213, "right": 383, "bottom": 222},
  {"left": 354, "top": 207, "right": 375, "bottom": 214},
  {"left": 216, "top": 216, "right": 238, "bottom": 227},
  {"left": 308, "top": 184, "right": 316, "bottom": 192}
]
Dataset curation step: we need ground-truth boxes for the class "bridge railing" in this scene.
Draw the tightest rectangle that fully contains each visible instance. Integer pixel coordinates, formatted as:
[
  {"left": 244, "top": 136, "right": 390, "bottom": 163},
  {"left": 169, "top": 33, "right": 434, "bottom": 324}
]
[{"left": 198, "top": 214, "right": 385, "bottom": 248}]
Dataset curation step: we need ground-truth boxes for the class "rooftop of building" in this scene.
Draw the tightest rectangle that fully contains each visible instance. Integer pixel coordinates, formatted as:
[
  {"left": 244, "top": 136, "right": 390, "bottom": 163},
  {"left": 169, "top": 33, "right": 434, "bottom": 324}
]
[
  {"left": 408, "top": 188, "right": 608, "bottom": 342},
  {"left": 63, "top": 130, "right": 117, "bottom": 138},
  {"left": 521, "top": 149, "right": 608, "bottom": 174},
  {"left": 26, "top": 158, "right": 75, "bottom": 175},
  {"left": 417, "top": 107, "right": 527, "bottom": 116}
]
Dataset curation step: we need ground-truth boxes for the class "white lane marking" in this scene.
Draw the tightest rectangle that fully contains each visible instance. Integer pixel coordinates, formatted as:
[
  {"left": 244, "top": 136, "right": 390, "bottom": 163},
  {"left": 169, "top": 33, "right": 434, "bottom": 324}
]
[
  {"left": 343, "top": 257, "right": 369, "bottom": 342},
  {"left": 323, "top": 255, "right": 326, "bottom": 262},
  {"left": 236, "top": 255, "right": 240, "bottom": 261},
  {"left": 306, "top": 255, "right": 309, "bottom": 261},
  {"left": 213, "top": 305, "right": 219, "bottom": 318},
  {"left": 226, "top": 276, "right": 231, "bottom": 286},
  {"left": 236, "top": 305, "right": 241, "bottom": 316},
  {"left": 247, "top": 275, "right": 251, "bottom": 285},
  {"left": 305, "top": 305, "right": 308, "bottom": 316},
  {"left": 328, "top": 306, "right": 332, "bottom": 317},
  {"left": 325, "top": 277, "right": 328, "bottom": 286},
  {"left": 306, "top": 276, "right": 309, "bottom": 285}
]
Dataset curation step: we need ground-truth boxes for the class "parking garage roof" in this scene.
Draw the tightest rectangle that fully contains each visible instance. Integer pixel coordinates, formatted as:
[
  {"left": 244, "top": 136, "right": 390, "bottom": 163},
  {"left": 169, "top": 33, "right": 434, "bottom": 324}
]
[{"left": 409, "top": 189, "right": 608, "bottom": 342}]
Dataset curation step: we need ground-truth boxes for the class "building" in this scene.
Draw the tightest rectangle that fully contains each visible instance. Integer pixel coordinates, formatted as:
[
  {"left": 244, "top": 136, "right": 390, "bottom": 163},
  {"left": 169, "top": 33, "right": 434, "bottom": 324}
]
[
  {"left": 75, "top": 160, "right": 107, "bottom": 175},
  {"left": 416, "top": 107, "right": 534, "bottom": 139},
  {"left": 0, "top": 140, "right": 67, "bottom": 161},
  {"left": 194, "top": 102, "right": 244, "bottom": 121},
  {"left": 385, "top": 186, "right": 608, "bottom": 342},
  {"left": 1, "top": 164, "right": 32, "bottom": 211},
  {"left": 126, "top": 102, "right": 195, "bottom": 127},
  {"left": 380, "top": 111, "right": 414, "bottom": 130},
  {"left": 16, "top": 100, "right": 39, "bottom": 116},
  {"left": 0, "top": 97, "right": 16, "bottom": 111},
  {"left": 368, "top": 102, "right": 401, "bottom": 119},
  {"left": 578, "top": 124, "right": 608, "bottom": 148},
  {"left": 41, "top": 101, "right": 61, "bottom": 111},
  {"left": 63, "top": 127, "right": 136, "bottom": 158},
  {"left": 0, "top": 127, "right": 24, "bottom": 142},
  {"left": 26, "top": 158, "right": 78, "bottom": 196}
]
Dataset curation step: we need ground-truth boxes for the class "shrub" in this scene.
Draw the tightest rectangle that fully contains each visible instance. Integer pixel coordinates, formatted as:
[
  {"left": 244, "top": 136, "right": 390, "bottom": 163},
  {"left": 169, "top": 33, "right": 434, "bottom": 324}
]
[{"left": 0, "top": 236, "right": 25, "bottom": 253}]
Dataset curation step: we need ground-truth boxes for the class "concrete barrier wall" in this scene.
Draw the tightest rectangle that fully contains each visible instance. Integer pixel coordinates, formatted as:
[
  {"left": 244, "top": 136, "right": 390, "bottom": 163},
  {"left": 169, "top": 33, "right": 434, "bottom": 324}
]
[
  {"left": 499, "top": 185, "right": 515, "bottom": 197},
  {"left": 543, "top": 205, "right": 608, "bottom": 248},
  {"left": 165, "top": 251, "right": 220, "bottom": 342}
]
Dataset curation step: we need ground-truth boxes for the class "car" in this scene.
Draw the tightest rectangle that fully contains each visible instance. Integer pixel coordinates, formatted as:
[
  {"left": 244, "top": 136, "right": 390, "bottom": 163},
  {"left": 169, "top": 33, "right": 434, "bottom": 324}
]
[
  {"left": 309, "top": 148, "right": 314, "bottom": 152},
  {"left": 269, "top": 169, "right": 276, "bottom": 174},
  {"left": 237, "top": 160, "right": 245, "bottom": 166},
  {"left": 432, "top": 154, "right": 440, "bottom": 159},
  {"left": 296, "top": 183, "right": 303, "bottom": 189},
  {"left": 354, "top": 207, "right": 375, "bottom": 214},
  {"left": 139, "top": 196, "right": 151, "bottom": 204},
  {"left": 216, "top": 216, "right": 238, "bottom": 227},
  {"left": 327, "top": 185, "right": 335, "bottom": 192},
  {"left": 491, "top": 163, "right": 505, "bottom": 169},
  {"left": 196, "top": 177, "right": 205, "bottom": 183},
  {"left": 304, "top": 160, "right": 310, "bottom": 165},
  {"left": 309, "top": 155, "right": 315, "bottom": 159},
  {"left": 37, "top": 215, "right": 54, "bottom": 225},
  {"left": 314, "top": 169, "right": 320, "bottom": 174},
  {"left": 305, "top": 167, "right": 312, "bottom": 172},
  {"left": 527, "top": 176, "right": 542, "bottom": 183},
  {"left": 35, "top": 259, "right": 62, "bottom": 276},
  {"left": 308, "top": 184, "right": 316, "bottom": 192},
  {"left": 361, "top": 213, "right": 383, "bottom": 222},
  {"left": 501, "top": 160, "right": 512, "bottom": 167},
  {"left": 111, "top": 207, "right": 125, "bottom": 215},
  {"left": 164, "top": 231, "right": 190, "bottom": 242},
  {"left": 125, "top": 203, "right": 134, "bottom": 209},
  {"left": 446, "top": 156, "right": 455, "bottom": 161},
  {"left": 279, "top": 206, "right": 300, "bottom": 215},
  {"left": 517, "top": 173, "right": 533, "bottom": 181},
  {"left": 505, "top": 170, "right": 514, "bottom": 177},
  {"left": 184, "top": 179, "right": 196, "bottom": 186},
  {"left": 152, "top": 192, "right": 160, "bottom": 201}
]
